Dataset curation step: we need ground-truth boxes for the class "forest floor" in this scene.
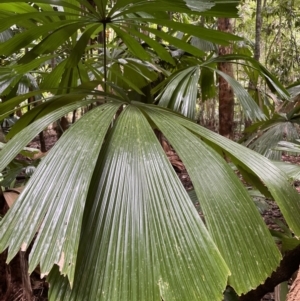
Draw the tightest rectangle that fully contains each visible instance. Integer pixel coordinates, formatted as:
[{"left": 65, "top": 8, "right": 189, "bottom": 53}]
[{"left": 0, "top": 129, "right": 299, "bottom": 301}]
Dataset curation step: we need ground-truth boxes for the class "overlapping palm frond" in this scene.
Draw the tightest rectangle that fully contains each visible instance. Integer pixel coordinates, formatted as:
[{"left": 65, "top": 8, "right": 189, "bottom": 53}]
[
  {"left": 154, "top": 53, "right": 289, "bottom": 120},
  {"left": 242, "top": 85, "right": 300, "bottom": 160},
  {"left": 0, "top": 1, "right": 299, "bottom": 301}
]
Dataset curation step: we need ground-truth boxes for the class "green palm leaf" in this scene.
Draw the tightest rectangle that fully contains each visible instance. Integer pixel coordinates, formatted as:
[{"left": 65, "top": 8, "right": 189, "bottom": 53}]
[
  {"left": 1, "top": 0, "right": 292, "bottom": 300},
  {"left": 155, "top": 66, "right": 200, "bottom": 119},
  {"left": 47, "top": 105, "right": 229, "bottom": 301},
  {"left": 0, "top": 102, "right": 122, "bottom": 283},
  {"left": 245, "top": 122, "right": 299, "bottom": 160},
  {"left": 165, "top": 111, "right": 300, "bottom": 237},
  {"left": 109, "top": 0, "right": 214, "bottom": 16},
  {"left": 1, "top": 101, "right": 300, "bottom": 299},
  {"left": 214, "top": 69, "right": 266, "bottom": 121},
  {"left": 0, "top": 0, "right": 240, "bottom": 67},
  {"left": 154, "top": 62, "right": 266, "bottom": 121},
  {"left": 272, "top": 161, "right": 300, "bottom": 181},
  {"left": 208, "top": 54, "right": 289, "bottom": 100},
  {"left": 0, "top": 0, "right": 241, "bottom": 100},
  {"left": 141, "top": 105, "right": 281, "bottom": 294}
]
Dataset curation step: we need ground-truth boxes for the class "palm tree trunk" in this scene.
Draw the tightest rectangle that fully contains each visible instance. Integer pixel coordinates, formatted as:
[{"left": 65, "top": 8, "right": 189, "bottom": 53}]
[{"left": 218, "top": 18, "right": 234, "bottom": 139}]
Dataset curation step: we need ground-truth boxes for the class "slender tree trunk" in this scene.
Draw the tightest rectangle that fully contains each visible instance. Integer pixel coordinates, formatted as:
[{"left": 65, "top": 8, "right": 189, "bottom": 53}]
[
  {"left": 254, "top": 0, "right": 262, "bottom": 62},
  {"left": 20, "top": 251, "right": 33, "bottom": 301},
  {"left": 218, "top": 18, "right": 234, "bottom": 139},
  {"left": 39, "top": 131, "right": 46, "bottom": 152},
  {"left": 246, "top": 0, "right": 262, "bottom": 128}
]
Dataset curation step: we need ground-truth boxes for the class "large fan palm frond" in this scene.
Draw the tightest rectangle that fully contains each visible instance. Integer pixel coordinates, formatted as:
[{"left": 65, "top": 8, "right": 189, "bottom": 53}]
[
  {"left": 1, "top": 97, "right": 300, "bottom": 299},
  {"left": 153, "top": 54, "right": 288, "bottom": 121},
  {"left": 0, "top": 1, "right": 299, "bottom": 300},
  {"left": 0, "top": 0, "right": 240, "bottom": 94}
]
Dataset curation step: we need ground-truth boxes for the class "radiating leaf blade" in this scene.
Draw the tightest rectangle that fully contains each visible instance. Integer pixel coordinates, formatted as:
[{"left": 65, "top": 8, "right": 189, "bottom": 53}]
[
  {"left": 156, "top": 66, "right": 200, "bottom": 119},
  {"left": 161, "top": 110, "right": 300, "bottom": 238},
  {"left": 0, "top": 103, "right": 121, "bottom": 284},
  {"left": 48, "top": 104, "right": 229, "bottom": 301},
  {"left": 142, "top": 105, "right": 281, "bottom": 294},
  {"left": 214, "top": 69, "right": 266, "bottom": 121}
]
